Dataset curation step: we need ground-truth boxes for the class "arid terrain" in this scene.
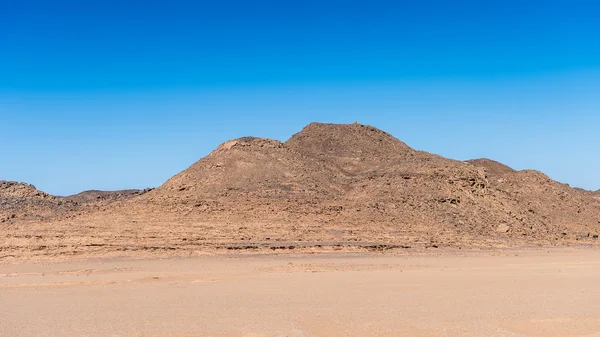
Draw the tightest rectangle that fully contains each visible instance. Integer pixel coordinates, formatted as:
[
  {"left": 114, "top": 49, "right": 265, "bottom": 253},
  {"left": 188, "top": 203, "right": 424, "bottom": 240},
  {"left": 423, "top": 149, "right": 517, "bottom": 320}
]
[
  {"left": 2, "top": 122, "right": 599, "bottom": 261},
  {"left": 2, "top": 248, "right": 600, "bottom": 337},
  {"left": 2, "top": 122, "right": 600, "bottom": 336}
]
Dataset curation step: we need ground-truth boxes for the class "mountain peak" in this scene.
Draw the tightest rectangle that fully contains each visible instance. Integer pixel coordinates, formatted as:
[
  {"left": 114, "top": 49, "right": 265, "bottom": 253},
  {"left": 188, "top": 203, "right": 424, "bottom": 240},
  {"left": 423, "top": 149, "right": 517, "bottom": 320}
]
[{"left": 285, "top": 122, "right": 412, "bottom": 158}]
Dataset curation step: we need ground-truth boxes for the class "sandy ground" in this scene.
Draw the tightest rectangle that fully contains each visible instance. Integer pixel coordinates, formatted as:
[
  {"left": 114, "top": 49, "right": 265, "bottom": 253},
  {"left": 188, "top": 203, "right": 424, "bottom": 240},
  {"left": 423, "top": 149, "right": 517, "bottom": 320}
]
[{"left": 1, "top": 248, "right": 600, "bottom": 337}]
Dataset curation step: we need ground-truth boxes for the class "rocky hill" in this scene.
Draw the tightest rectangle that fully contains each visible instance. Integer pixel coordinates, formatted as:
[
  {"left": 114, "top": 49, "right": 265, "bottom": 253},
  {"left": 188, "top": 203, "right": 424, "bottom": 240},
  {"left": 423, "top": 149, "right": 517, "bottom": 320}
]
[
  {"left": 1, "top": 122, "right": 599, "bottom": 260},
  {"left": 0, "top": 181, "right": 59, "bottom": 222},
  {"left": 0, "top": 181, "right": 147, "bottom": 223},
  {"left": 135, "top": 123, "right": 599, "bottom": 237}
]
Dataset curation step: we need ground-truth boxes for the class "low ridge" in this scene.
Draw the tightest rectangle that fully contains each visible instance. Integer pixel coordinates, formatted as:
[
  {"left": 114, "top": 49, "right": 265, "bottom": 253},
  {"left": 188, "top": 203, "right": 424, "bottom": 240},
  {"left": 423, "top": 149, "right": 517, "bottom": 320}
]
[
  {"left": 0, "top": 181, "right": 148, "bottom": 223},
  {"left": 0, "top": 181, "right": 52, "bottom": 199}
]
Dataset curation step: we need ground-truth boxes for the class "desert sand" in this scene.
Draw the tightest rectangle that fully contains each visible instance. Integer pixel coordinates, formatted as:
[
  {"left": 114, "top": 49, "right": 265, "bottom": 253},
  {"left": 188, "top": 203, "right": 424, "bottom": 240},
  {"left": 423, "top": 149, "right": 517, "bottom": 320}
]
[{"left": 2, "top": 247, "right": 600, "bottom": 337}]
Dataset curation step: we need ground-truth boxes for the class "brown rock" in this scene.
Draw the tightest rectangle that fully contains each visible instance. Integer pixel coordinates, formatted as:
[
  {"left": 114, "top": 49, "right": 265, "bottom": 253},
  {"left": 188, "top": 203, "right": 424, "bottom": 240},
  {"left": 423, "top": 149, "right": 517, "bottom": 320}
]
[
  {"left": 497, "top": 224, "right": 510, "bottom": 233},
  {"left": 3, "top": 122, "right": 600, "bottom": 260}
]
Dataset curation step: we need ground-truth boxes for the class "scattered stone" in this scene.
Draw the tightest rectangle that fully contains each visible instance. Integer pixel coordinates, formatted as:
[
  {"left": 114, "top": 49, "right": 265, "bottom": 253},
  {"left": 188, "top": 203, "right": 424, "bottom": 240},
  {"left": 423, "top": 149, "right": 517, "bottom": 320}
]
[{"left": 497, "top": 224, "right": 510, "bottom": 233}]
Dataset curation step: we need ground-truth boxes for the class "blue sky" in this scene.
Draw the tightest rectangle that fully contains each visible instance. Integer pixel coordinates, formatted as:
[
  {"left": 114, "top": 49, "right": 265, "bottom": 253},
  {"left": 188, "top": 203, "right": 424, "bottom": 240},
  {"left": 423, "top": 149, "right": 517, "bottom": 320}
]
[{"left": 1, "top": 0, "right": 598, "bottom": 195}]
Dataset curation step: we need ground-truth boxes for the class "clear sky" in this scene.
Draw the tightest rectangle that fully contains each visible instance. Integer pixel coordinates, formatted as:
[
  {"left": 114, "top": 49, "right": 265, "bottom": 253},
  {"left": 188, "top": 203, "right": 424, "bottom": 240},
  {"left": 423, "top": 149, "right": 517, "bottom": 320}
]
[{"left": 1, "top": 0, "right": 598, "bottom": 195}]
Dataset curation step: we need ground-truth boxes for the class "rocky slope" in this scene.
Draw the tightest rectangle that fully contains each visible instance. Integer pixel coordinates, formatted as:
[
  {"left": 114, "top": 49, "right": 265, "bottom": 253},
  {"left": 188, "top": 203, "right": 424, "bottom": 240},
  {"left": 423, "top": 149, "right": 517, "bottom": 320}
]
[
  {"left": 0, "top": 181, "right": 58, "bottom": 222},
  {"left": 1, "top": 122, "right": 599, "bottom": 260},
  {"left": 132, "top": 122, "right": 599, "bottom": 239},
  {"left": 0, "top": 181, "right": 147, "bottom": 223}
]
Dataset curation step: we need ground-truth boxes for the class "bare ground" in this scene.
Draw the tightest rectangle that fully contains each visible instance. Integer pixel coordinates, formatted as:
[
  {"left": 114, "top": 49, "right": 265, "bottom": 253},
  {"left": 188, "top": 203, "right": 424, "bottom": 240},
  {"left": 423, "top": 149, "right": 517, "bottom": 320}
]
[{"left": 2, "top": 247, "right": 600, "bottom": 337}]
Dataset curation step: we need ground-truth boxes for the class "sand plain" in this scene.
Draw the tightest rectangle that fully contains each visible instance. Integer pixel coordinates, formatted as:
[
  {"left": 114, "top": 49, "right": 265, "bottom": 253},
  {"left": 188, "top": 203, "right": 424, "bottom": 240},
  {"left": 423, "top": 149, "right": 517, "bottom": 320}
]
[{"left": 2, "top": 247, "right": 600, "bottom": 337}]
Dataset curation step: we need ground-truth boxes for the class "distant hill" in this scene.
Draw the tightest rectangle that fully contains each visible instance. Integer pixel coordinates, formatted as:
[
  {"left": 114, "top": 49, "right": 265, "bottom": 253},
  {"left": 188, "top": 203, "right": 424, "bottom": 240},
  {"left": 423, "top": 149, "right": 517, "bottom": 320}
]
[{"left": 0, "top": 181, "right": 147, "bottom": 222}]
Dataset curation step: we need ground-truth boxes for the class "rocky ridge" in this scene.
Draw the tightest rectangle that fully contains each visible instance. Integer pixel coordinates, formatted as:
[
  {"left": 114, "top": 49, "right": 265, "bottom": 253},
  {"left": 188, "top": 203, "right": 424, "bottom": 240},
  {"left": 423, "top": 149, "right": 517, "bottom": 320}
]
[{"left": 2, "top": 122, "right": 599, "bottom": 261}]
